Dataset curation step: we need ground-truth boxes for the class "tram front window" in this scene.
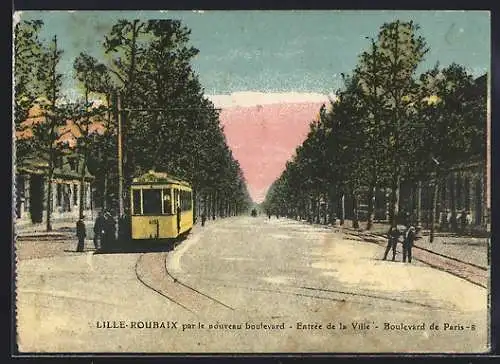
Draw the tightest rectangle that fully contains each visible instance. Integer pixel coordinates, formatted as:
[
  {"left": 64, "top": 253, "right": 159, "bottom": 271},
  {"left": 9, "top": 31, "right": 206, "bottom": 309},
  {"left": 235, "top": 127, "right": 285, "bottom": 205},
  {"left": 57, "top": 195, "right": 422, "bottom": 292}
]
[
  {"left": 163, "top": 188, "right": 172, "bottom": 215},
  {"left": 142, "top": 189, "right": 162, "bottom": 214}
]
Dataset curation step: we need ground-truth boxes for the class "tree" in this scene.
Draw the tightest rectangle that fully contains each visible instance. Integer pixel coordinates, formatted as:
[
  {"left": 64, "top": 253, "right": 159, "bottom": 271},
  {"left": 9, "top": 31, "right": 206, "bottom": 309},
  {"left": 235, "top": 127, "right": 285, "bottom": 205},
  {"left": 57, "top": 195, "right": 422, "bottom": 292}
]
[
  {"left": 362, "top": 21, "right": 428, "bottom": 227},
  {"left": 413, "top": 63, "right": 483, "bottom": 240},
  {"left": 97, "top": 19, "right": 251, "bottom": 220},
  {"left": 73, "top": 53, "right": 113, "bottom": 218},
  {"left": 14, "top": 20, "right": 44, "bottom": 164},
  {"left": 33, "top": 35, "right": 65, "bottom": 231}
]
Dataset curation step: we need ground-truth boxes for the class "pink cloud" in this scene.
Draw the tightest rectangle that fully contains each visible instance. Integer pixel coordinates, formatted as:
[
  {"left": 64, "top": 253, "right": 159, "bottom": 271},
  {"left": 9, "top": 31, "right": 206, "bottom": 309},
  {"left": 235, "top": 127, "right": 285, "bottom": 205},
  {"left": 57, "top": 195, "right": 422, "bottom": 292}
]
[{"left": 220, "top": 101, "right": 325, "bottom": 203}]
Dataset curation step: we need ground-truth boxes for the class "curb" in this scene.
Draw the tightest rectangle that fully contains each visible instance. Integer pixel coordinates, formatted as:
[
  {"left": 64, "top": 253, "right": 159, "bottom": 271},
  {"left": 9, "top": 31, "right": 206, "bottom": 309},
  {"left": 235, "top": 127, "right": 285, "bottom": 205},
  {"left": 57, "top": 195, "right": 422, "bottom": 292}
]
[{"left": 343, "top": 227, "right": 488, "bottom": 271}]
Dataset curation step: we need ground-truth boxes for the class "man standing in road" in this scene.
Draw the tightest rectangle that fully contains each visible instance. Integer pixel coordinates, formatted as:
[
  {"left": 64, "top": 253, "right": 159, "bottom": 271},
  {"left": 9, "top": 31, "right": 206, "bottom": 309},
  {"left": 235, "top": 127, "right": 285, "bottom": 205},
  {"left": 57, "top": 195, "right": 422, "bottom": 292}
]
[
  {"left": 76, "top": 217, "right": 86, "bottom": 253},
  {"left": 383, "top": 225, "right": 399, "bottom": 261},
  {"left": 403, "top": 224, "right": 417, "bottom": 263}
]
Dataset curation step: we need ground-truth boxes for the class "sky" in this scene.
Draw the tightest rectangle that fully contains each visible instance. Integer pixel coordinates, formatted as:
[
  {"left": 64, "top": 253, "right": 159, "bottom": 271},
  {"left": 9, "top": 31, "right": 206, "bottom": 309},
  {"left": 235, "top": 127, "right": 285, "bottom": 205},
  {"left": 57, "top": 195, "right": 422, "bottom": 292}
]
[
  {"left": 16, "top": 10, "right": 490, "bottom": 100},
  {"left": 14, "top": 10, "right": 491, "bottom": 202}
]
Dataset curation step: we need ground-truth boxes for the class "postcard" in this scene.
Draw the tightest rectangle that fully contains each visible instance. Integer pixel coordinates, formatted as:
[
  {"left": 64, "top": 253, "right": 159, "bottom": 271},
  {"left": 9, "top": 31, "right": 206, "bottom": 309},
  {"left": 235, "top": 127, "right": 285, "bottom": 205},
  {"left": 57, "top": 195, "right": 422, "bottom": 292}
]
[{"left": 13, "top": 10, "right": 491, "bottom": 354}]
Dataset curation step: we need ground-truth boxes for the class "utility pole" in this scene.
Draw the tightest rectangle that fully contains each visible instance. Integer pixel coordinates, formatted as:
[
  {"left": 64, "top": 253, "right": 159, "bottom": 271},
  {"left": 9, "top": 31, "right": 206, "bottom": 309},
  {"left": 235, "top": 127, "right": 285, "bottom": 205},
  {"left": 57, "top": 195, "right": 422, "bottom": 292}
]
[{"left": 117, "top": 93, "right": 124, "bottom": 218}]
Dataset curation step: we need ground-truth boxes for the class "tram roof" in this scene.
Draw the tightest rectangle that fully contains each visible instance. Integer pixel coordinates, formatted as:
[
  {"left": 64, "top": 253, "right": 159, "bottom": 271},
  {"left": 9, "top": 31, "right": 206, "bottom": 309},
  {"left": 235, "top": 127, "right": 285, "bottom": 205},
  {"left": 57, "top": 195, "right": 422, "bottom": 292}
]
[{"left": 132, "top": 170, "right": 191, "bottom": 187}]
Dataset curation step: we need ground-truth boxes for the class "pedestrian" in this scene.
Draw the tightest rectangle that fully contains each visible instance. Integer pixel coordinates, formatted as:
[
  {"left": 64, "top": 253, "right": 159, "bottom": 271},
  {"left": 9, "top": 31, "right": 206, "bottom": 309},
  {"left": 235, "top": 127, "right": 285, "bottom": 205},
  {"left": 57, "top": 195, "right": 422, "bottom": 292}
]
[
  {"left": 466, "top": 210, "right": 473, "bottom": 235},
  {"left": 76, "top": 217, "right": 86, "bottom": 253},
  {"left": 201, "top": 212, "right": 207, "bottom": 227},
  {"left": 383, "top": 225, "right": 400, "bottom": 261},
  {"left": 403, "top": 224, "right": 417, "bottom": 263},
  {"left": 449, "top": 210, "right": 458, "bottom": 232},
  {"left": 103, "top": 212, "right": 116, "bottom": 250},
  {"left": 118, "top": 214, "right": 130, "bottom": 243},
  {"left": 446, "top": 209, "right": 453, "bottom": 232},
  {"left": 93, "top": 211, "right": 105, "bottom": 250},
  {"left": 459, "top": 210, "right": 467, "bottom": 234}
]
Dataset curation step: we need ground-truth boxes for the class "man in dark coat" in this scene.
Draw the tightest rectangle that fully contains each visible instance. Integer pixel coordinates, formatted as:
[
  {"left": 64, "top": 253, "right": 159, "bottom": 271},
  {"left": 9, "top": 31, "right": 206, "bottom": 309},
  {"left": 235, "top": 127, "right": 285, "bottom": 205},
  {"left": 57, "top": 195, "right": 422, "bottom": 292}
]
[
  {"left": 93, "top": 211, "right": 105, "bottom": 250},
  {"left": 76, "top": 218, "right": 86, "bottom": 252},
  {"left": 383, "top": 225, "right": 400, "bottom": 261},
  {"left": 403, "top": 225, "right": 417, "bottom": 263},
  {"left": 103, "top": 212, "right": 116, "bottom": 250},
  {"left": 201, "top": 212, "right": 207, "bottom": 227}
]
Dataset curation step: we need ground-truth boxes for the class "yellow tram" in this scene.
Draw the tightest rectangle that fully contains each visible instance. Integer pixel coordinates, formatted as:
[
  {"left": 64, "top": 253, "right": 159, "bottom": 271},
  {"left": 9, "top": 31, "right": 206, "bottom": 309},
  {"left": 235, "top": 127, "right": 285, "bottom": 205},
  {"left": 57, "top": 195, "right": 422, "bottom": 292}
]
[{"left": 130, "top": 171, "right": 193, "bottom": 240}]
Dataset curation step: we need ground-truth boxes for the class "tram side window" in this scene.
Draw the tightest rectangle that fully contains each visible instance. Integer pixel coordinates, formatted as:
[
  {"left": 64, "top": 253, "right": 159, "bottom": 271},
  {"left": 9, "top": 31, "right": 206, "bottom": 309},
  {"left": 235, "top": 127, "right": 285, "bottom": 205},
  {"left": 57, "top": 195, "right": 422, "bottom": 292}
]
[
  {"left": 162, "top": 188, "right": 172, "bottom": 215},
  {"left": 180, "top": 190, "right": 192, "bottom": 211},
  {"left": 132, "top": 190, "right": 141, "bottom": 215},
  {"left": 142, "top": 189, "right": 162, "bottom": 214}
]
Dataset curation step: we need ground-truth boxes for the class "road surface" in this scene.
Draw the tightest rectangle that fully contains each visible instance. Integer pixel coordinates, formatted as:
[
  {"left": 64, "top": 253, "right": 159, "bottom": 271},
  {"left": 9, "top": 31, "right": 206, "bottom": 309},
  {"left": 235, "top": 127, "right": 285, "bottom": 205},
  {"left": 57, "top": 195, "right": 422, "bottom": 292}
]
[{"left": 16, "top": 216, "right": 489, "bottom": 353}]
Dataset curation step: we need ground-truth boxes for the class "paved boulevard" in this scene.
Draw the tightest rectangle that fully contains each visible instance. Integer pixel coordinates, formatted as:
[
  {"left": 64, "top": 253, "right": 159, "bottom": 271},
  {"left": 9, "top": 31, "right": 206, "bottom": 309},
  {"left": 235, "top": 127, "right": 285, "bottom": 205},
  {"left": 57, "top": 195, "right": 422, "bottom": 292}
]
[{"left": 16, "top": 216, "right": 488, "bottom": 353}]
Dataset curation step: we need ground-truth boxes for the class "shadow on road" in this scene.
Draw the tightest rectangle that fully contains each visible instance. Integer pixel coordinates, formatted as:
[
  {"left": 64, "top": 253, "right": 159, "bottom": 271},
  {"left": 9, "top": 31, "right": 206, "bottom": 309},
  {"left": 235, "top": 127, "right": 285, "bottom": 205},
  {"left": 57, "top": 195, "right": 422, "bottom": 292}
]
[{"left": 93, "top": 236, "right": 190, "bottom": 255}]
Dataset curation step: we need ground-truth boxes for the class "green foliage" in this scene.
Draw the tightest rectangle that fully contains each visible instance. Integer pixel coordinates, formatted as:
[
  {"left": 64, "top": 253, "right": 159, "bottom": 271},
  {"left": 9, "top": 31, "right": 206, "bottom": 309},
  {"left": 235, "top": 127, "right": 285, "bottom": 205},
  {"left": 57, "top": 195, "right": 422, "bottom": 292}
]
[
  {"left": 264, "top": 20, "right": 486, "bottom": 224},
  {"left": 15, "top": 18, "right": 252, "bottom": 219}
]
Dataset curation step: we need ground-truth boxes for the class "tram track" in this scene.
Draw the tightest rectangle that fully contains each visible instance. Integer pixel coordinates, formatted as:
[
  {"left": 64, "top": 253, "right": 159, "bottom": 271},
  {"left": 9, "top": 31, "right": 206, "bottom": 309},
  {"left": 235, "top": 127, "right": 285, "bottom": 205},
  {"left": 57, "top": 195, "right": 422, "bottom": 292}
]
[
  {"left": 134, "top": 251, "right": 234, "bottom": 316},
  {"left": 343, "top": 230, "right": 489, "bottom": 289}
]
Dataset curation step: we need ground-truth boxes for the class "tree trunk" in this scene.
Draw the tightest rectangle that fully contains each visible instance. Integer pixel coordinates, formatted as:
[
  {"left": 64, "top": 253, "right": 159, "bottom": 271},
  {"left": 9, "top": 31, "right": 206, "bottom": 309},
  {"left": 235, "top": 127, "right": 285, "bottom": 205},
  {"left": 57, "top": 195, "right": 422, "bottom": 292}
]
[
  {"left": 102, "top": 165, "right": 108, "bottom": 211},
  {"left": 352, "top": 193, "right": 359, "bottom": 229},
  {"left": 45, "top": 166, "right": 54, "bottom": 232},
  {"left": 450, "top": 174, "right": 457, "bottom": 232},
  {"left": 315, "top": 193, "right": 321, "bottom": 224},
  {"left": 416, "top": 180, "right": 422, "bottom": 229},
  {"left": 79, "top": 153, "right": 88, "bottom": 219},
  {"left": 430, "top": 179, "right": 440, "bottom": 243},
  {"left": 389, "top": 174, "right": 400, "bottom": 228},
  {"left": 339, "top": 193, "right": 345, "bottom": 226},
  {"left": 192, "top": 189, "right": 197, "bottom": 223},
  {"left": 366, "top": 184, "right": 376, "bottom": 230}
]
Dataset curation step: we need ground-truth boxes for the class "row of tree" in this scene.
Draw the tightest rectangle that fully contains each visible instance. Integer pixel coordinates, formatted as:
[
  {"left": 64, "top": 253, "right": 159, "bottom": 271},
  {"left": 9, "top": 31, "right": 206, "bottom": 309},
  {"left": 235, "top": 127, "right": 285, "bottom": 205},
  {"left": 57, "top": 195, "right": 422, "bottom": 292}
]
[
  {"left": 263, "top": 20, "right": 486, "bottom": 236},
  {"left": 14, "top": 19, "right": 253, "bottom": 231}
]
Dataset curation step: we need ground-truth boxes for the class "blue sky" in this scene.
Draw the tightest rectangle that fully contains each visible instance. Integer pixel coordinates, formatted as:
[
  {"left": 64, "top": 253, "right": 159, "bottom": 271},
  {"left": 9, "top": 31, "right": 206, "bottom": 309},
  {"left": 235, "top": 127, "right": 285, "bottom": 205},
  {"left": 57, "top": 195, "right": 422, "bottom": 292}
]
[{"left": 16, "top": 10, "right": 490, "bottom": 99}]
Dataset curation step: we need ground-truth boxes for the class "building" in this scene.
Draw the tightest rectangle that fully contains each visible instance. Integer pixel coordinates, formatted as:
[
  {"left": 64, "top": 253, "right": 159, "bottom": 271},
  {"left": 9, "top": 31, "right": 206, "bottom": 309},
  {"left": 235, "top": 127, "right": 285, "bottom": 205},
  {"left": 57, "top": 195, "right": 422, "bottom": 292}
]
[
  {"left": 14, "top": 100, "right": 106, "bottom": 225},
  {"left": 15, "top": 154, "right": 94, "bottom": 224}
]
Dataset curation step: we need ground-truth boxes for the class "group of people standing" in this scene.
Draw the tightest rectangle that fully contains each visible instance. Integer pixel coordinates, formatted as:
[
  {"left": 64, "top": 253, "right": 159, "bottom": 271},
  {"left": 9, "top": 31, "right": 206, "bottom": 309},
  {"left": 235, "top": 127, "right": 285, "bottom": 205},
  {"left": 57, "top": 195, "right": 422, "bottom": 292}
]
[
  {"left": 382, "top": 213, "right": 418, "bottom": 263},
  {"left": 75, "top": 211, "right": 116, "bottom": 252}
]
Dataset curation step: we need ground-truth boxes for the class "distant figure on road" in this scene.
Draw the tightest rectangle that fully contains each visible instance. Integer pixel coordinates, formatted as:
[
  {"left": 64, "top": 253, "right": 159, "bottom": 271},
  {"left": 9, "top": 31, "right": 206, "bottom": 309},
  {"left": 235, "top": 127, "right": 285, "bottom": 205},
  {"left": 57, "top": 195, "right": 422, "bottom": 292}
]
[
  {"left": 76, "top": 217, "right": 86, "bottom": 253},
  {"left": 403, "top": 224, "right": 417, "bottom": 263},
  {"left": 93, "top": 211, "right": 105, "bottom": 250},
  {"left": 383, "top": 225, "right": 400, "bottom": 261},
  {"left": 201, "top": 212, "right": 207, "bottom": 227}
]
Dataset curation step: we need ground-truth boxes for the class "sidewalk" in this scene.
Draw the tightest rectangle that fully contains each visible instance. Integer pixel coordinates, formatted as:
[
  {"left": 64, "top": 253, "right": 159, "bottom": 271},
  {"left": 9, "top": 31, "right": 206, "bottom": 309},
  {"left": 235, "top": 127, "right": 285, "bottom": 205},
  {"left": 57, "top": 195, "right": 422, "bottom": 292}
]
[
  {"left": 338, "top": 220, "right": 489, "bottom": 269},
  {"left": 15, "top": 218, "right": 96, "bottom": 239}
]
